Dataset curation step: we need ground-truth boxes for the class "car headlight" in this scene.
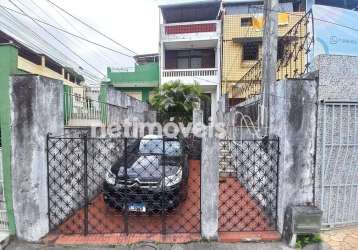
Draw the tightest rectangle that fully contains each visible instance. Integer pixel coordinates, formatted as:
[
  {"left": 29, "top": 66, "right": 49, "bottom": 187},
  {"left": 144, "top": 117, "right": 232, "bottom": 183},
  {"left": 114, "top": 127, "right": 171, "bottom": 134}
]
[
  {"left": 105, "top": 171, "right": 116, "bottom": 185},
  {"left": 164, "top": 168, "right": 182, "bottom": 187}
]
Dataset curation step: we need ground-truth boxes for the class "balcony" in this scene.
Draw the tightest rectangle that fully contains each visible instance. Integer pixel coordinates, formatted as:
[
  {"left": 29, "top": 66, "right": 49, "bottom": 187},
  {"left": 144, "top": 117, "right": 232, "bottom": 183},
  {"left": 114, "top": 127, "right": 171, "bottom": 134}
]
[
  {"left": 161, "top": 20, "right": 221, "bottom": 43},
  {"left": 161, "top": 68, "right": 219, "bottom": 86}
]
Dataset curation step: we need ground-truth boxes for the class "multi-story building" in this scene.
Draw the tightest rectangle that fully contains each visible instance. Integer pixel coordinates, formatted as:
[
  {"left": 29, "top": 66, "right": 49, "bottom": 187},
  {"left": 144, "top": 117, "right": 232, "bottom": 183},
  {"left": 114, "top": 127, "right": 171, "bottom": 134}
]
[
  {"left": 106, "top": 53, "right": 159, "bottom": 102},
  {"left": 0, "top": 29, "right": 94, "bottom": 129},
  {"left": 0, "top": 30, "right": 84, "bottom": 93},
  {"left": 220, "top": 0, "right": 306, "bottom": 104},
  {"left": 159, "top": 0, "right": 222, "bottom": 121}
]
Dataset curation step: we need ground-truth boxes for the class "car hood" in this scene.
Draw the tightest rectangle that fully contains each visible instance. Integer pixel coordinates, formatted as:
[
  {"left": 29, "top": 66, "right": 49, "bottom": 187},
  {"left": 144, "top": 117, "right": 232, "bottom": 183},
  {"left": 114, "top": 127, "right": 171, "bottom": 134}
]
[{"left": 116, "top": 155, "right": 181, "bottom": 182}]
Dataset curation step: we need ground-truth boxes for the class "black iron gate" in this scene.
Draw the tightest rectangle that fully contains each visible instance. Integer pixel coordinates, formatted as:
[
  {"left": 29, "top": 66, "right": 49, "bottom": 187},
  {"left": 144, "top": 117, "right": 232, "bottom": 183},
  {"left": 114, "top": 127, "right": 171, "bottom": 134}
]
[
  {"left": 47, "top": 134, "right": 201, "bottom": 235},
  {"left": 218, "top": 138, "right": 279, "bottom": 232}
]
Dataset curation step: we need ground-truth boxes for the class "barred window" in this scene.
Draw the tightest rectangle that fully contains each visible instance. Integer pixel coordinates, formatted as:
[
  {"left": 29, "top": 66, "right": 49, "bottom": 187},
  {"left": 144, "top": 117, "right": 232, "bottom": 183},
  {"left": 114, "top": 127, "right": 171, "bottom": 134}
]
[
  {"left": 241, "top": 17, "right": 253, "bottom": 27},
  {"left": 242, "top": 42, "right": 259, "bottom": 61}
]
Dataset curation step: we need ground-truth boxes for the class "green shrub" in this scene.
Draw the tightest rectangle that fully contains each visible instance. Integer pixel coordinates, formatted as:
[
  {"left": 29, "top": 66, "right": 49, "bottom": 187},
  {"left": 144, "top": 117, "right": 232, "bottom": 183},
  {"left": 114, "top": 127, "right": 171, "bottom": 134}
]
[
  {"left": 150, "top": 80, "right": 207, "bottom": 124},
  {"left": 296, "top": 234, "right": 322, "bottom": 249}
]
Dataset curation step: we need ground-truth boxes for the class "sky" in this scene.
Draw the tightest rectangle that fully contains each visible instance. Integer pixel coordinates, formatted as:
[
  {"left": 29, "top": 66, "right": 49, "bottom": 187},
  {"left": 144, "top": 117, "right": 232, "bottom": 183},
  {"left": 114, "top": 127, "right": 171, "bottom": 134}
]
[
  {"left": 50, "top": 0, "right": 160, "bottom": 55},
  {"left": 0, "top": 0, "right": 161, "bottom": 85}
]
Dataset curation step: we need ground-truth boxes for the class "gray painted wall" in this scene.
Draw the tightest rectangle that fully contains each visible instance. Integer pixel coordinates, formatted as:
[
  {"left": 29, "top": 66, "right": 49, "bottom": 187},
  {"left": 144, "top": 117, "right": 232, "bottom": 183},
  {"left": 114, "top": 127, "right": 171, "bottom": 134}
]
[
  {"left": 107, "top": 86, "right": 149, "bottom": 113},
  {"left": 269, "top": 77, "right": 318, "bottom": 233},
  {"left": 10, "top": 75, "right": 63, "bottom": 241},
  {"left": 106, "top": 86, "right": 150, "bottom": 125}
]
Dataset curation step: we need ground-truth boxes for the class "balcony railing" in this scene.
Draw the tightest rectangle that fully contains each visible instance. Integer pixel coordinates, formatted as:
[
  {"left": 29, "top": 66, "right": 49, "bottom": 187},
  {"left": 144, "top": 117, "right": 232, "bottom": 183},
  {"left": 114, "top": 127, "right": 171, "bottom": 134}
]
[
  {"left": 162, "top": 68, "right": 218, "bottom": 78},
  {"left": 161, "top": 20, "right": 220, "bottom": 39},
  {"left": 64, "top": 92, "right": 126, "bottom": 126}
]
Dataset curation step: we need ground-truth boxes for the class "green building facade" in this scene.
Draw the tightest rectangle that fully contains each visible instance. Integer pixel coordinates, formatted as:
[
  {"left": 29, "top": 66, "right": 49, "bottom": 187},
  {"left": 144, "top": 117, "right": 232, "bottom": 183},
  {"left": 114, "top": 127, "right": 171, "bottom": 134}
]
[
  {"left": 0, "top": 44, "right": 22, "bottom": 234},
  {"left": 105, "top": 55, "right": 159, "bottom": 103}
]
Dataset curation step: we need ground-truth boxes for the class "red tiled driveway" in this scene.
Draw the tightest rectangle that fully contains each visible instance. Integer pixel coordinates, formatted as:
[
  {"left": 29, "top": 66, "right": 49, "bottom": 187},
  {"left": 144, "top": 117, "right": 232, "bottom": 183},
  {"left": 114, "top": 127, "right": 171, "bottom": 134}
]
[
  {"left": 219, "top": 177, "right": 280, "bottom": 242},
  {"left": 45, "top": 160, "right": 280, "bottom": 245},
  {"left": 46, "top": 160, "right": 201, "bottom": 244}
]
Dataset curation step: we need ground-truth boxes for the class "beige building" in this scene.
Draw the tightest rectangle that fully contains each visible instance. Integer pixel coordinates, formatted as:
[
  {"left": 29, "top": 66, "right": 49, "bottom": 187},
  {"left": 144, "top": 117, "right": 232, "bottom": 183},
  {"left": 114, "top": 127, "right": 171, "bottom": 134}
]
[{"left": 220, "top": 0, "right": 306, "bottom": 102}]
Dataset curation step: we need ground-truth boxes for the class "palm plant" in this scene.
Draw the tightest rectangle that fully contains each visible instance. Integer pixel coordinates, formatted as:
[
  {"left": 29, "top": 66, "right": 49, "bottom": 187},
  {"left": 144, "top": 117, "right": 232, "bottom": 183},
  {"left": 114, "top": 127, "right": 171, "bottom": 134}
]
[{"left": 150, "top": 80, "right": 207, "bottom": 124}]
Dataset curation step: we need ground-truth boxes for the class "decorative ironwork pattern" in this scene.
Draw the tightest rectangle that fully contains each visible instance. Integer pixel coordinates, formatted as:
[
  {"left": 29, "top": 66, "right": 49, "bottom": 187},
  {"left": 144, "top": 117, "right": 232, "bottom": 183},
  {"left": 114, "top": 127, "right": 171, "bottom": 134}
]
[
  {"left": 276, "top": 11, "right": 313, "bottom": 80},
  {"left": 232, "top": 59, "right": 262, "bottom": 100},
  {"left": 219, "top": 138, "right": 279, "bottom": 232},
  {"left": 47, "top": 135, "right": 200, "bottom": 235},
  {"left": 233, "top": 10, "right": 313, "bottom": 100}
]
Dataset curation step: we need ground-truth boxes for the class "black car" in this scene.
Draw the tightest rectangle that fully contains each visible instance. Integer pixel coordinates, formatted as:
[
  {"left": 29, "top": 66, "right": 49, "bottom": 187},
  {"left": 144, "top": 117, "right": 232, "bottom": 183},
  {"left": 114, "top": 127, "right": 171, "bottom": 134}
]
[{"left": 103, "top": 135, "right": 189, "bottom": 213}]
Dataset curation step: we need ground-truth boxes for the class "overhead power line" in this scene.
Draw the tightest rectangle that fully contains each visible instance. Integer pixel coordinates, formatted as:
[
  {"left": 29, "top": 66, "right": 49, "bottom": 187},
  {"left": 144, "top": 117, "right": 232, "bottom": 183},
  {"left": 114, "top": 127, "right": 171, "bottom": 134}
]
[
  {"left": 0, "top": 4, "right": 82, "bottom": 69},
  {"left": 46, "top": 0, "right": 138, "bottom": 55},
  {"left": 15, "top": 0, "right": 113, "bottom": 68},
  {"left": 35, "top": 0, "right": 114, "bottom": 67},
  {"left": 0, "top": 5, "right": 102, "bottom": 85},
  {"left": 0, "top": 4, "right": 134, "bottom": 58},
  {"left": 9, "top": 0, "right": 105, "bottom": 77}
]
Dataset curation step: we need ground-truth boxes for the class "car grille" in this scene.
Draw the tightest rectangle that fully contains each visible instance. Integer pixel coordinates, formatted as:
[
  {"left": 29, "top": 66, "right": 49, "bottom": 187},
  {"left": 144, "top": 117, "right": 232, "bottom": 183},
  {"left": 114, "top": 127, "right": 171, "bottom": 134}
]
[{"left": 116, "top": 179, "right": 160, "bottom": 189}]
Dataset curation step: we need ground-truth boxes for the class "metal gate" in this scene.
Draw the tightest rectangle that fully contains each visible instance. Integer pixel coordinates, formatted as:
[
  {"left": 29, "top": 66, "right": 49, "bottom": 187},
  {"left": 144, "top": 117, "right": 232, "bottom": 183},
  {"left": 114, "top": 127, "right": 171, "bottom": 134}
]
[
  {"left": 218, "top": 138, "right": 279, "bottom": 232},
  {"left": 319, "top": 102, "right": 358, "bottom": 227},
  {"left": 47, "top": 134, "right": 201, "bottom": 235}
]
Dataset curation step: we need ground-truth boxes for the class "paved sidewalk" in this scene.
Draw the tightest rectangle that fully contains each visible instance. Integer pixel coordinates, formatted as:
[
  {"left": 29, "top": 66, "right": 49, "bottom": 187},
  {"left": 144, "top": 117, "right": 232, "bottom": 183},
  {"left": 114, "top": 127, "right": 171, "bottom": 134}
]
[
  {"left": 320, "top": 226, "right": 358, "bottom": 250},
  {"left": 5, "top": 241, "right": 293, "bottom": 250}
]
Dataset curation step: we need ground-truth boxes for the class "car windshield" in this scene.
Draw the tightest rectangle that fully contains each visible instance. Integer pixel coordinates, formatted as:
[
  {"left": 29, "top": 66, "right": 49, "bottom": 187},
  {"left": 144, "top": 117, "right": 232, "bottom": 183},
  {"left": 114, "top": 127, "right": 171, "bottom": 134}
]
[{"left": 139, "top": 138, "right": 181, "bottom": 157}]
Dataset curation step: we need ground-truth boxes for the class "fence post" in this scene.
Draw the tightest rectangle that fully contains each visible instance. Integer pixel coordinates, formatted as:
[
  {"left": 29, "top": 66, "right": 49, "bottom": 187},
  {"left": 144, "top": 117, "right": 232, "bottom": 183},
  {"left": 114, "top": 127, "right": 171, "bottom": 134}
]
[
  {"left": 201, "top": 135, "right": 219, "bottom": 240},
  {"left": 46, "top": 133, "right": 51, "bottom": 233},
  {"left": 161, "top": 137, "right": 167, "bottom": 234},
  {"left": 83, "top": 134, "right": 89, "bottom": 235},
  {"left": 124, "top": 137, "right": 129, "bottom": 235}
]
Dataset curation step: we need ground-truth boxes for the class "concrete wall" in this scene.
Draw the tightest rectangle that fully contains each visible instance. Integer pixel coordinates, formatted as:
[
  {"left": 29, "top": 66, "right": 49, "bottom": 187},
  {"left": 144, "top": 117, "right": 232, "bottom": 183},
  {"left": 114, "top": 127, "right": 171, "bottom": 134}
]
[
  {"left": 10, "top": 75, "right": 64, "bottom": 241},
  {"left": 315, "top": 55, "right": 358, "bottom": 101},
  {"left": 269, "top": 77, "right": 318, "bottom": 233},
  {"left": 106, "top": 86, "right": 151, "bottom": 125},
  {"left": 107, "top": 86, "right": 149, "bottom": 113},
  {"left": 201, "top": 136, "right": 219, "bottom": 240}
]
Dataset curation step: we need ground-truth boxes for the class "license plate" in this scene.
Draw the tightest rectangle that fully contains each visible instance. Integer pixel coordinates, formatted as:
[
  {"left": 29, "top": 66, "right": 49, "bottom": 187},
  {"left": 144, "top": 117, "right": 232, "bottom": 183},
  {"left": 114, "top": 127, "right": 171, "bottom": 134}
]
[{"left": 128, "top": 203, "right": 146, "bottom": 212}]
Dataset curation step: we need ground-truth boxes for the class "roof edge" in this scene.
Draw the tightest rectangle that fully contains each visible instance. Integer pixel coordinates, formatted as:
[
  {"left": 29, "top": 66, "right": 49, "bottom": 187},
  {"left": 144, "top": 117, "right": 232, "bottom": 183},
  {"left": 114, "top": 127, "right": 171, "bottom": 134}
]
[{"left": 159, "top": 0, "right": 220, "bottom": 8}]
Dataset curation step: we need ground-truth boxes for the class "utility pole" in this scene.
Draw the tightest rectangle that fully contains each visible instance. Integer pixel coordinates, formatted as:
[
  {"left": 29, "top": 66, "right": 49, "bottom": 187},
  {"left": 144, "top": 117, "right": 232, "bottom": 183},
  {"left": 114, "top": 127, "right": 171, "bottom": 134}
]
[{"left": 261, "top": 0, "right": 279, "bottom": 135}]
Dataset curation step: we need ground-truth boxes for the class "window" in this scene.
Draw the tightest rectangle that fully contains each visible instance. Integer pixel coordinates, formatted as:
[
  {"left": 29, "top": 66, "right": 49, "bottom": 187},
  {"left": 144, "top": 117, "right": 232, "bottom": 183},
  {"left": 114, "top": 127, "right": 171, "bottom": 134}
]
[
  {"left": 191, "top": 57, "right": 202, "bottom": 68},
  {"left": 176, "top": 50, "right": 204, "bottom": 69},
  {"left": 177, "top": 57, "right": 189, "bottom": 69},
  {"left": 277, "top": 40, "right": 285, "bottom": 60},
  {"left": 242, "top": 42, "right": 259, "bottom": 61},
  {"left": 241, "top": 17, "right": 253, "bottom": 27},
  {"left": 166, "top": 49, "right": 215, "bottom": 69}
]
